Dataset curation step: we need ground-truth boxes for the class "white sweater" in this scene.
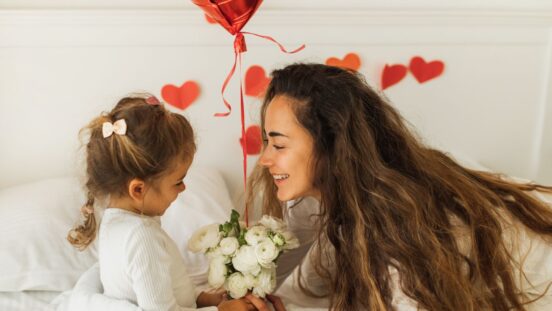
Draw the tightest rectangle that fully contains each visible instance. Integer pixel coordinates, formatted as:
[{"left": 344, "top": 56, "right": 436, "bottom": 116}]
[{"left": 98, "top": 208, "right": 217, "bottom": 311}]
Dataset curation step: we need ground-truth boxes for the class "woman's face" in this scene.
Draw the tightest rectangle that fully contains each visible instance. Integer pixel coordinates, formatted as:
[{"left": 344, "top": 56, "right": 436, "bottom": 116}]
[{"left": 259, "top": 95, "right": 320, "bottom": 202}]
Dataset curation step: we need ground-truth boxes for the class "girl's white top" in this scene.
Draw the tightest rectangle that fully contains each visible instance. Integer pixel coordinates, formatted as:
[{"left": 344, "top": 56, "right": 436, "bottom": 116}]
[{"left": 99, "top": 208, "right": 217, "bottom": 311}]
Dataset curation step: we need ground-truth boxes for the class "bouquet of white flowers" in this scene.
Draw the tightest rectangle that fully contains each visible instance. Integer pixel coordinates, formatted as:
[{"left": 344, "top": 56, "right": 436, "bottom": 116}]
[{"left": 188, "top": 210, "right": 299, "bottom": 299}]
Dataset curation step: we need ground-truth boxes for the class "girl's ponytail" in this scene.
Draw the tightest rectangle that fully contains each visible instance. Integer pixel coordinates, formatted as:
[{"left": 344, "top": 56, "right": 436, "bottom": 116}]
[{"left": 67, "top": 193, "right": 97, "bottom": 251}]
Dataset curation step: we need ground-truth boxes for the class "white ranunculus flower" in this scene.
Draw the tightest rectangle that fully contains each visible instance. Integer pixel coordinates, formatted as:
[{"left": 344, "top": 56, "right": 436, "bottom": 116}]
[
  {"left": 281, "top": 230, "right": 300, "bottom": 250},
  {"left": 219, "top": 236, "right": 239, "bottom": 256},
  {"left": 207, "top": 256, "right": 227, "bottom": 288},
  {"left": 258, "top": 215, "right": 285, "bottom": 232},
  {"left": 188, "top": 223, "right": 222, "bottom": 253},
  {"left": 226, "top": 272, "right": 249, "bottom": 299},
  {"left": 245, "top": 225, "right": 268, "bottom": 246},
  {"left": 232, "top": 245, "right": 261, "bottom": 276},
  {"left": 252, "top": 267, "right": 276, "bottom": 298},
  {"left": 255, "top": 239, "right": 279, "bottom": 268},
  {"left": 271, "top": 232, "right": 285, "bottom": 247}
]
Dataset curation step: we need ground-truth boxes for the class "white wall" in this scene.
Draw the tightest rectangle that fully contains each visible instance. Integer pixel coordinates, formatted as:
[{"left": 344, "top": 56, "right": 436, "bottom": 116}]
[{"left": 1, "top": 1, "right": 552, "bottom": 201}]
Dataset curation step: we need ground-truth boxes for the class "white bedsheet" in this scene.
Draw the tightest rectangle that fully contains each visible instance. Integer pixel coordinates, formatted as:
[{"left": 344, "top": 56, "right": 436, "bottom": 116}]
[{"left": 0, "top": 290, "right": 70, "bottom": 311}]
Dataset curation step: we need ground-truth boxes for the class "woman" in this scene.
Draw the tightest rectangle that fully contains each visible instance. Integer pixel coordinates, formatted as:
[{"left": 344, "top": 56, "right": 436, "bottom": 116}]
[{"left": 246, "top": 63, "right": 552, "bottom": 310}]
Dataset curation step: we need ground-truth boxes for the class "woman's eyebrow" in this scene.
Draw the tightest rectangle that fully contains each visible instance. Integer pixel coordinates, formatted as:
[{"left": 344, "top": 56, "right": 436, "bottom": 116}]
[{"left": 268, "top": 131, "right": 288, "bottom": 138}]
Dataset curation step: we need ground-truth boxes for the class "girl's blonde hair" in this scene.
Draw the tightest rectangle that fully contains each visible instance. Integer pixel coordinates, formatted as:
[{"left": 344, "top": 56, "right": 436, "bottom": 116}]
[{"left": 67, "top": 95, "right": 196, "bottom": 250}]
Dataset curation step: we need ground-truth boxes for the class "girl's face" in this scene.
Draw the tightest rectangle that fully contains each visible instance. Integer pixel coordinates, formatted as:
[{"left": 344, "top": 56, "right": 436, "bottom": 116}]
[
  {"left": 143, "top": 157, "right": 192, "bottom": 216},
  {"left": 259, "top": 95, "right": 319, "bottom": 202}
]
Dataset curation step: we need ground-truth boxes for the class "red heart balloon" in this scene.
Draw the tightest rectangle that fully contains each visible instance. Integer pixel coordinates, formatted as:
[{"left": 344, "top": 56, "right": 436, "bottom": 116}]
[
  {"left": 381, "top": 64, "right": 408, "bottom": 90},
  {"left": 409, "top": 56, "right": 445, "bottom": 83},
  {"left": 192, "top": 0, "right": 263, "bottom": 35},
  {"left": 245, "top": 65, "right": 271, "bottom": 97},
  {"left": 161, "top": 81, "right": 200, "bottom": 110},
  {"left": 204, "top": 13, "right": 217, "bottom": 24},
  {"left": 239, "top": 125, "right": 262, "bottom": 155},
  {"left": 325, "top": 53, "right": 361, "bottom": 71}
]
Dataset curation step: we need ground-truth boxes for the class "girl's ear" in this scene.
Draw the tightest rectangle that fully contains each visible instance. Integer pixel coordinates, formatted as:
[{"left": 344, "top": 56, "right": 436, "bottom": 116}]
[{"left": 128, "top": 178, "right": 146, "bottom": 202}]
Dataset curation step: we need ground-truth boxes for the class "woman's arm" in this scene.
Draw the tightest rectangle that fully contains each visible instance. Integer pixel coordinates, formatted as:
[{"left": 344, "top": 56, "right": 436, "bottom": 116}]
[{"left": 275, "top": 197, "right": 320, "bottom": 288}]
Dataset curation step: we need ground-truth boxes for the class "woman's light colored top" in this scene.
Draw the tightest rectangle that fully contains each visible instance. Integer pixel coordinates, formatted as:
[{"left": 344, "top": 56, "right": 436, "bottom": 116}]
[{"left": 275, "top": 193, "right": 552, "bottom": 310}]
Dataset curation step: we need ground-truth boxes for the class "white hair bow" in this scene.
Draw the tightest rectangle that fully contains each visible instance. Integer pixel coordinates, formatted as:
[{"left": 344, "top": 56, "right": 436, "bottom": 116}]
[{"left": 102, "top": 119, "right": 127, "bottom": 138}]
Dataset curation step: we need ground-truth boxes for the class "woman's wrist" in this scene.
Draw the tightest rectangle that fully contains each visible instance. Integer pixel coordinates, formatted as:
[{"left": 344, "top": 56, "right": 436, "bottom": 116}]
[{"left": 197, "top": 291, "right": 224, "bottom": 307}]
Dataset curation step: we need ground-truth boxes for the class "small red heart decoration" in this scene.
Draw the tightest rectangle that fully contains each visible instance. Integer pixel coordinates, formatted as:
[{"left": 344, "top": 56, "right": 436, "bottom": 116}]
[
  {"left": 161, "top": 81, "right": 200, "bottom": 110},
  {"left": 245, "top": 65, "right": 271, "bottom": 97},
  {"left": 239, "top": 125, "right": 262, "bottom": 155},
  {"left": 325, "top": 53, "right": 361, "bottom": 71},
  {"left": 409, "top": 56, "right": 445, "bottom": 83},
  {"left": 381, "top": 64, "right": 408, "bottom": 90}
]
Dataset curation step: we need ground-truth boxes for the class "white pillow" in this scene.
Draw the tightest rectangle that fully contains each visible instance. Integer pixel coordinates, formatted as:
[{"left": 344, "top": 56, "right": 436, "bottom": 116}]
[
  {"left": 161, "top": 165, "right": 235, "bottom": 286},
  {"left": 0, "top": 165, "right": 235, "bottom": 292},
  {"left": 0, "top": 177, "right": 97, "bottom": 291}
]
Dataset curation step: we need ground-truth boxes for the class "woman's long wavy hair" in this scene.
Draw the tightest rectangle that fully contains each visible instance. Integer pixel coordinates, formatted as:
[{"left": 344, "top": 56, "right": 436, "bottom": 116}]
[{"left": 246, "top": 63, "right": 552, "bottom": 310}]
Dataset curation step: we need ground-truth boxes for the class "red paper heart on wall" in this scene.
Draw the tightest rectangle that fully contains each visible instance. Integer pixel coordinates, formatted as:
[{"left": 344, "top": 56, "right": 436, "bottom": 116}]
[
  {"left": 239, "top": 125, "right": 262, "bottom": 155},
  {"left": 245, "top": 65, "right": 271, "bottom": 97},
  {"left": 325, "top": 53, "right": 361, "bottom": 71},
  {"left": 409, "top": 56, "right": 445, "bottom": 83},
  {"left": 161, "top": 81, "right": 200, "bottom": 110},
  {"left": 192, "top": 0, "right": 263, "bottom": 35},
  {"left": 381, "top": 64, "right": 408, "bottom": 90}
]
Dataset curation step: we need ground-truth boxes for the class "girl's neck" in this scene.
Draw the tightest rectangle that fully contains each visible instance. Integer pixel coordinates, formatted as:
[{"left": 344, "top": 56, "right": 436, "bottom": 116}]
[{"left": 108, "top": 196, "right": 143, "bottom": 215}]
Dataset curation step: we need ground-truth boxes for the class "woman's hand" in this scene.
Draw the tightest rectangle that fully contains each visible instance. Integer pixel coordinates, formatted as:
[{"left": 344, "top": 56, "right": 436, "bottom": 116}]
[
  {"left": 245, "top": 294, "right": 287, "bottom": 311},
  {"left": 217, "top": 297, "right": 257, "bottom": 311},
  {"left": 196, "top": 290, "right": 225, "bottom": 307}
]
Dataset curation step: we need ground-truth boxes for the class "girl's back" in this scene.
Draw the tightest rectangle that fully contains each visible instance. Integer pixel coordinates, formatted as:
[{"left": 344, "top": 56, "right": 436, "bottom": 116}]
[{"left": 99, "top": 208, "right": 197, "bottom": 309}]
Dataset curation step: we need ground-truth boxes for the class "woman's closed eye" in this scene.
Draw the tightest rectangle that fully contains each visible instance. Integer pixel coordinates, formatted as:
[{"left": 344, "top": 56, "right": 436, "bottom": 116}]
[{"left": 263, "top": 139, "right": 284, "bottom": 150}]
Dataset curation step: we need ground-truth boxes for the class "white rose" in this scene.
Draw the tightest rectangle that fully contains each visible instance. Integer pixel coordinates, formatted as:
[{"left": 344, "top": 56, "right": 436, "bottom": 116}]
[
  {"left": 219, "top": 237, "right": 240, "bottom": 256},
  {"left": 281, "top": 230, "right": 300, "bottom": 250},
  {"left": 255, "top": 239, "right": 279, "bottom": 268},
  {"left": 207, "top": 256, "right": 227, "bottom": 288},
  {"left": 232, "top": 245, "right": 261, "bottom": 276},
  {"left": 188, "top": 223, "right": 222, "bottom": 253},
  {"left": 258, "top": 215, "right": 285, "bottom": 232},
  {"left": 226, "top": 272, "right": 249, "bottom": 299},
  {"left": 252, "top": 268, "right": 276, "bottom": 298},
  {"left": 245, "top": 226, "right": 268, "bottom": 246}
]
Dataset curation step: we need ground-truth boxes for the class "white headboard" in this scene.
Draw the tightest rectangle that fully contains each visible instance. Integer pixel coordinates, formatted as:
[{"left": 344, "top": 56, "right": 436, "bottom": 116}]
[{"left": 1, "top": 1, "right": 552, "bottom": 202}]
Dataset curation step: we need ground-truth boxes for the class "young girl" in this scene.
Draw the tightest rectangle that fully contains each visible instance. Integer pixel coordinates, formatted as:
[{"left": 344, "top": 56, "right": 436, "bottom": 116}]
[{"left": 67, "top": 95, "right": 257, "bottom": 311}]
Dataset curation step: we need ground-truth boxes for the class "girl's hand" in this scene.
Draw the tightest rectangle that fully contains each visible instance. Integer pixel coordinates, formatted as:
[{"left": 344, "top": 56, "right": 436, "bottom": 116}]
[
  {"left": 245, "top": 294, "right": 287, "bottom": 311},
  {"left": 217, "top": 298, "right": 256, "bottom": 311}
]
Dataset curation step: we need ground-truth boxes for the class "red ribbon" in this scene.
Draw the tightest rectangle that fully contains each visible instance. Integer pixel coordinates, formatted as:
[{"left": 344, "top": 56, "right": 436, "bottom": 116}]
[{"left": 215, "top": 32, "right": 305, "bottom": 226}]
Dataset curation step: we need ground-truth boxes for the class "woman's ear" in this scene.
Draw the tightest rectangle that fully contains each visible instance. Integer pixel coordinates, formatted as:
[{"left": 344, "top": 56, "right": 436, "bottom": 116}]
[{"left": 128, "top": 178, "right": 146, "bottom": 202}]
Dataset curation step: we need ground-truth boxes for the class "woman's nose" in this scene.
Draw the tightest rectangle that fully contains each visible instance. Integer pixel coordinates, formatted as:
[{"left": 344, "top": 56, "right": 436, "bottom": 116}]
[{"left": 259, "top": 149, "right": 272, "bottom": 167}]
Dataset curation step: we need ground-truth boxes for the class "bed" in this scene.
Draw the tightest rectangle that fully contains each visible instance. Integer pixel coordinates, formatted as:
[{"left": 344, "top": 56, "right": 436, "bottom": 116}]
[
  {"left": 0, "top": 163, "right": 333, "bottom": 311},
  {"left": 0, "top": 166, "right": 237, "bottom": 310}
]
